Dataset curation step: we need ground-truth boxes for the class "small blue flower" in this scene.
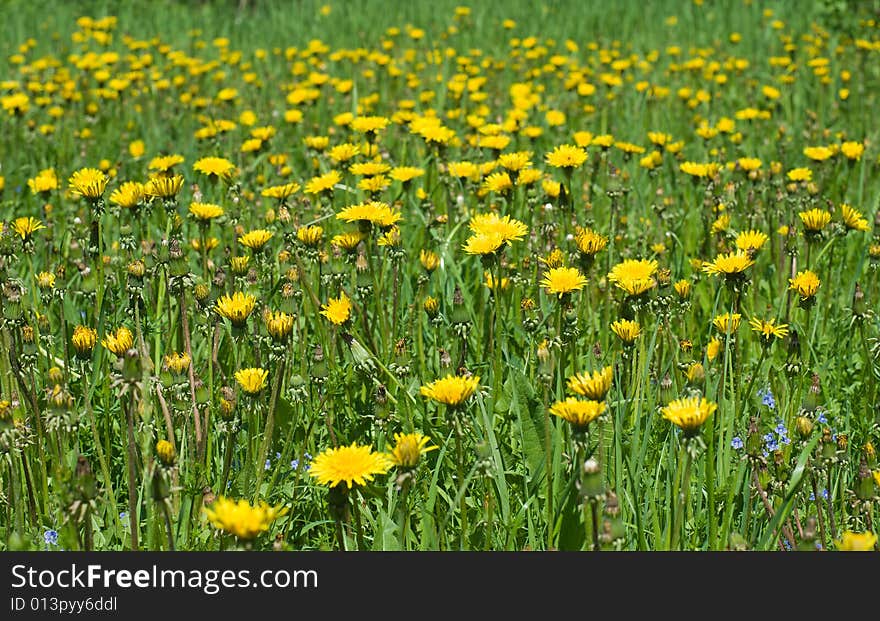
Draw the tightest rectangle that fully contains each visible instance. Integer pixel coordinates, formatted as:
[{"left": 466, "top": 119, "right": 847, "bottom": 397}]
[
  {"left": 264, "top": 458, "right": 272, "bottom": 470},
  {"left": 44, "top": 530, "right": 59, "bottom": 546},
  {"left": 775, "top": 422, "right": 787, "bottom": 436},
  {"left": 817, "top": 411, "right": 827, "bottom": 424},
  {"left": 290, "top": 459, "right": 299, "bottom": 470},
  {"left": 760, "top": 388, "right": 776, "bottom": 410},
  {"left": 821, "top": 488, "right": 829, "bottom": 500},
  {"left": 731, "top": 437, "right": 744, "bottom": 450}
]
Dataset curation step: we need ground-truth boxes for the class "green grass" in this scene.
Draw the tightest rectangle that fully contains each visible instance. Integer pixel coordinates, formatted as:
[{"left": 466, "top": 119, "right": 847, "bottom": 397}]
[{"left": 0, "top": 0, "right": 879, "bottom": 552}]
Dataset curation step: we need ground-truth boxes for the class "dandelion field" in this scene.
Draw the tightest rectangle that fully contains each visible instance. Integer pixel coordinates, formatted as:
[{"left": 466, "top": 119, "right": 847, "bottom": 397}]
[{"left": 1, "top": 0, "right": 879, "bottom": 553}]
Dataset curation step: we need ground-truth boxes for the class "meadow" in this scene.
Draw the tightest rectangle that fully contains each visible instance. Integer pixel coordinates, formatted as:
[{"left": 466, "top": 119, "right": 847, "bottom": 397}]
[{"left": 0, "top": 0, "right": 879, "bottom": 551}]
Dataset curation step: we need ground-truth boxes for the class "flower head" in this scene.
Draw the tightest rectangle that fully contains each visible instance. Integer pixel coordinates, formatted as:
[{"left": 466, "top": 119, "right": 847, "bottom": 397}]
[
  {"left": 835, "top": 531, "right": 877, "bottom": 551},
  {"left": 545, "top": 144, "right": 588, "bottom": 169},
  {"left": 203, "top": 497, "right": 287, "bottom": 540},
  {"left": 789, "top": 270, "right": 820, "bottom": 300},
  {"left": 265, "top": 311, "right": 295, "bottom": 342},
  {"left": 540, "top": 266, "right": 588, "bottom": 297},
  {"left": 735, "top": 230, "right": 768, "bottom": 252},
  {"left": 194, "top": 156, "right": 236, "bottom": 179},
  {"left": 109, "top": 181, "right": 145, "bottom": 209},
  {"left": 215, "top": 292, "right": 257, "bottom": 327},
  {"left": 101, "top": 326, "right": 133, "bottom": 357},
  {"left": 336, "top": 201, "right": 402, "bottom": 228},
  {"left": 463, "top": 232, "right": 505, "bottom": 256},
  {"left": 305, "top": 170, "right": 342, "bottom": 195},
  {"left": 841, "top": 204, "right": 869, "bottom": 232},
  {"left": 145, "top": 174, "right": 184, "bottom": 199},
  {"left": 567, "top": 366, "right": 613, "bottom": 400},
  {"left": 387, "top": 432, "right": 438, "bottom": 469},
  {"left": 420, "top": 373, "right": 481, "bottom": 407},
  {"left": 235, "top": 368, "right": 269, "bottom": 395},
  {"left": 469, "top": 213, "right": 528, "bottom": 243},
  {"left": 309, "top": 442, "right": 392, "bottom": 489},
  {"left": 749, "top": 317, "right": 789, "bottom": 343},
  {"left": 11, "top": 217, "right": 45, "bottom": 241},
  {"left": 611, "top": 319, "right": 641, "bottom": 345},
  {"left": 320, "top": 292, "right": 352, "bottom": 325},
  {"left": 799, "top": 208, "right": 831, "bottom": 232},
  {"left": 661, "top": 396, "right": 717, "bottom": 435},
  {"left": 575, "top": 227, "right": 608, "bottom": 256},
  {"left": 68, "top": 167, "right": 108, "bottom": 200},
  {"left": 189, "top": 202, "right": 224, "bottom": 222},
  {"left": 238, "top": 229, "right": 274, "bottom": 250},
  {"left": 549, "top": 398, "right": 606, "bottom": 430},
  {"left": 72, "top": 325, "right": 98, "bottom": 358},
  {"left": 702, "top": 251, "right": 754, "bottom": 277},
  {"left": 713, "top": 312, "right": 741, "bottom": 334},
  {"left": 608, "top": 259, "right": 658, "bottom": 296}
]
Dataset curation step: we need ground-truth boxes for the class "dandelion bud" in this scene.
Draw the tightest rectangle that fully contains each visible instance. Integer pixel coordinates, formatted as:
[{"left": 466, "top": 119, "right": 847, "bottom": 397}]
[
  {"left": 795, "top": 416, "right": 813, "bottom": 438},
  {"left": 194, "top": 283, "right": 210, "bottom": 302},
  {"left": 156, "top": 440, "right": 176, "bottom": 466},
  {"left": 423, "top": 296, "right": 439, "bottom": 318},
  {"left": 580, "top": 457, "right": 604, "bottom": 500},
  {"left": 126, "top": 259, "right": 145, "bottom": 278},
  {"left": 219, "top": 397, "right": 236, "bottom": 420},
  {"left": 803, "top": 373, "right": 821, "bottom": 412},
  {"left": 122, "top": 348, "right": 142, "bottom": 381},
  {"left": 21, "top": 325, "right": 35, "bottom": 344},
  {"left": 852, "top": 283, "right": 867, "bottom": 319},
  {"left": 855, "top": 458, "right": 873, "bottom": 501},
  {"left": 48, "top": 366, "right": 64, "bottom": 384},
  {"left": 72, "top": 325, "right": 98, "bottom": 358}
]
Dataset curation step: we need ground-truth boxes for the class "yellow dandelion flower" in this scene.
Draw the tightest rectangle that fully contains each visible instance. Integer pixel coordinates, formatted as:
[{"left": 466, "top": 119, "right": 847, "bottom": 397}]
[
  {"left": 193, "top": 156, "right": 236, "bottom": 179},
  {"left": 320, "top": 292, "right": 352, "bottom": 325},
  {"left": 549, "top": 398, "right": 606, "bottom": 430},
  {"left": 297, "top": 225, "right": 324, "bottom": 247},
  {"left": 11, "top": 217, "right": 45, "bottom": 240},
  {"left": 71, "top": 325, "right": 98, "bottom": 358},
  {"left": 305, "top": 170, "right": 342, "bottom": 195},
  {"left": 145, "top": 174, "right": 184, "bottom": 199},
  {"left": 749, "top": 317, "right": 789, "bottom": 343},
  {"left": 702, "top": 250, "right": 755, "bottom": 277},
  {"left": 68, "top": 167, "right": 108, "bottom": 200},
  {"left": 261, "top": 182, "right": 300, "bottom": 201},
  {"left": 787, "top": 167, "right": 812, "bottom": 182},
  {"left": 567, "top": 366, "right": 613, "bottom": 400},
  {"left": 835, "top": 531, "right": 877, "bottom": 551},
  {"left": 463, "top": 232, "right": 505, "bottom": 256},
  {"left": 540, "top": 266, "right": 588, "bottom": 297},
  {"left": 235, "top": 368, "right": 269, "bottom": 395},
  {"left": 336, "top": 201, "right": 402, "bottom": 228},
  {"left": 387, "top": 432, "right": 438, "bottom": 468},
  {"left": 575, "top": 227, "right": 609, "bottom": 256},
  {"left": 661, "top": 396, "right": 717, "bottom": 435},
  {"left": 215, "top": 292, "right": 257, "bottom": 327},
  {"left": 420, "top": 373, "right": 481, "bottom": 407},
  {"left": 189, "top": 202, "right": 224, "bottom": 222},
  {"left": 799, "top": 208, "right": 831, "bottom": 232},
  {"left": 611, "top": 319, "right": 641, "bottom": 345},
  {"left": 789, "top": 270, "right": 820, "bottom": 300},
  {"left": 713, "top": 313, "right": 741, "bottom": 334},
  {"left": 841, "top": 204, "right": 869, "bottom": 232},
  {"left": 101, "top": 326, "right": 133, "bottom": 357},
  {"left": 309, "top": 442, "right": 393, "bottom": 489},
  {"left": 203, "top": 497, "right": 287, "bottom": 540},
  {"left": 265, "top": 311, "right": 295, "bottom": 342},
  {"left": 735, "top": 230, "right": 769, "bottom": 252},
  {"left": 545, "top": 144, "right": 588, "bottom": 168},
  {"left": 109, "top": 181, "right": 145, "bottom": 209},
  {"left": 607, "top": 259, "right": 658, "bottom": 296},
  {"left": 238, "top": 229, "right": 274, "bottom": 250}
]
